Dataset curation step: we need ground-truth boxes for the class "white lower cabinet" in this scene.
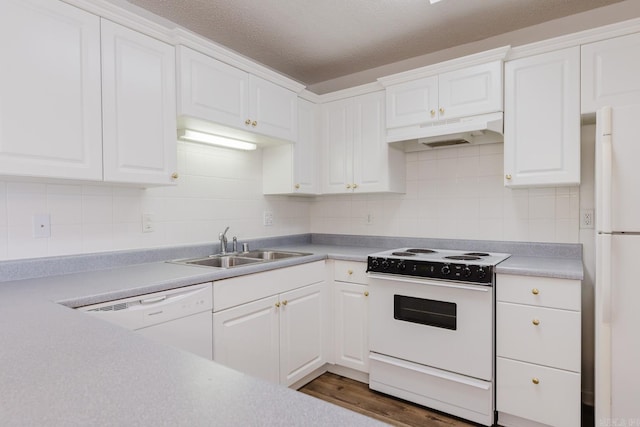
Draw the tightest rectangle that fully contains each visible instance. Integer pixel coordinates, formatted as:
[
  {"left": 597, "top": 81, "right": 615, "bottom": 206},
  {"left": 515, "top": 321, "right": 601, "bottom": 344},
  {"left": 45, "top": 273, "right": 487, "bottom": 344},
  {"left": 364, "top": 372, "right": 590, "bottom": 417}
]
[
  {"left": 213, "top": 262, "right": 328, "bottom": 386},
  {"left": 333, "top": 261, "right": 369, "bottom": 373},
  {"left": 496, "top": 274, "right": 581, "bottom": 427}
]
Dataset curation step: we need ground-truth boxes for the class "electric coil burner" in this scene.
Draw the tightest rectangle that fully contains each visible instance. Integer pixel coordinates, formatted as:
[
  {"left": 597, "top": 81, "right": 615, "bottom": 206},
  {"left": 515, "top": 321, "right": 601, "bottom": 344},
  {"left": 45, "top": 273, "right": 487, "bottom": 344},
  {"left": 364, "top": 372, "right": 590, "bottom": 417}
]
[{"left": 367, "top": 247, "right": 510, "bottom": 285}]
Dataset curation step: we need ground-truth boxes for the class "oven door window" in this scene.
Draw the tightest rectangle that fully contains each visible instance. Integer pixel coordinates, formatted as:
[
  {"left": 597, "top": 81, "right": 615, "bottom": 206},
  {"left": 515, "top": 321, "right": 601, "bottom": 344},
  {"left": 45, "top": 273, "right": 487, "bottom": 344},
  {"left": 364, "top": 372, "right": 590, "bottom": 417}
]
[{"left": 394, "top": 295, "right": 456, "bottom": 330}]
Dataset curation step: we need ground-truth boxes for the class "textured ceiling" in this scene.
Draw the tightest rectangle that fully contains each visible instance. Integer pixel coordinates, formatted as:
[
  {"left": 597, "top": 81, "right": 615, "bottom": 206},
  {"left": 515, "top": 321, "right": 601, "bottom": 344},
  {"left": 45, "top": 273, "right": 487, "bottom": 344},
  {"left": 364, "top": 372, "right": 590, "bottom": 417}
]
[{"left": 119, "top": 0, "right": 624, "bottom": 86}]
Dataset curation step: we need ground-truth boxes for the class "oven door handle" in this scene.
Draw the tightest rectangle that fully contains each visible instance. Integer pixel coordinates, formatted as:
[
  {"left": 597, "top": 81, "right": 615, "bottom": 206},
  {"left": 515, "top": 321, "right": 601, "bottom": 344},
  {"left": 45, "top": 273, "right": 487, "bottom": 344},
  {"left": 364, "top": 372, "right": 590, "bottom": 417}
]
[
  {"left": 367, "top": 273, "right": 490, "bottom": 292},
  {"left": 369, "top": 353, "right": 491, "bottom": 390}
]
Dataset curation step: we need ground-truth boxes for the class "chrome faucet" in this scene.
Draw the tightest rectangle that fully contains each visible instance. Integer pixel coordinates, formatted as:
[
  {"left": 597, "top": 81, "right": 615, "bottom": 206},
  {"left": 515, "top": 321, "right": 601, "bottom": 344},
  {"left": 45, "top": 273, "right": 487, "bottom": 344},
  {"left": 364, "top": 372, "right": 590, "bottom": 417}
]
[{"left": 219, "top": 226, "right": 230, "bottom": 254}]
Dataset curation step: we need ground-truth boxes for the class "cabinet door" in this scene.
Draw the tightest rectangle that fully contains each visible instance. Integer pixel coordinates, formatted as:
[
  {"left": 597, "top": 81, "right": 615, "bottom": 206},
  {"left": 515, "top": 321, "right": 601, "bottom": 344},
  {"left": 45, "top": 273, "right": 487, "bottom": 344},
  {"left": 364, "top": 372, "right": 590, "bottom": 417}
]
[
  {"left": 438, "top": 61, "right": 502, "bottom": 120},
  {"left": 279, "top": 282, "right": 327, "bottom": 386},
  {"left": 582, "top": 32, "right": 640, "bottom": 113},
  {"left": 294, "top": 99, "right": 320, "bottom": 194},
  {"left": 249, "top": 75, "right": 297, "bottom": 142},
  {"left": 262, "top": 98, "right": 319, "bottom": 195},
  {"left": 213, "top": 295, "right": 280, "bottom": 383},
  {"left": 101, "top": 20, "right": 177, "bottom": 185},
  {"left": 386, "top": 76, "right": 438, "bottom": 128},
  {"left": 0, "top": 0, "right": 102, "bottom": 180},
  {"left": 177, "top": 46, "right": 249, "bottom": 130},
  {"left": 322, "top": 98, "right": 353, "bottom": 193},
  {"left": 353, "top": 91, "right": 387, "bottom": 192},
  {"left": 504, "top": 47, "right": 580, "bottom": 187},
  {"left": 334, "top": 282, "right": 369, "bottom": 373}
]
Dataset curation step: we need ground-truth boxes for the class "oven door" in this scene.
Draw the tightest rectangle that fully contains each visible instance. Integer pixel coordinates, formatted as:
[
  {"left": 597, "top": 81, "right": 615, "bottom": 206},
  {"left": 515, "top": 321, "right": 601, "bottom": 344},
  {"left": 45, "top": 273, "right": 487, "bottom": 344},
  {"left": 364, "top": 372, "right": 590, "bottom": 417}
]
[{"left": 368, "top": 274, "right": 493, "bottom": 381}]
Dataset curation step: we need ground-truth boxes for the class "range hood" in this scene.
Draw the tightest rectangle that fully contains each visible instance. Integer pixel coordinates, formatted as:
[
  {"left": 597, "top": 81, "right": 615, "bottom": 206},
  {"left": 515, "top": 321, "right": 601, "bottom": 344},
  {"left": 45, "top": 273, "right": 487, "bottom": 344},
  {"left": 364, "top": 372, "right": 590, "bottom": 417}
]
[{"left": 387, "top": 112, "right": 503, "bottom": 152}]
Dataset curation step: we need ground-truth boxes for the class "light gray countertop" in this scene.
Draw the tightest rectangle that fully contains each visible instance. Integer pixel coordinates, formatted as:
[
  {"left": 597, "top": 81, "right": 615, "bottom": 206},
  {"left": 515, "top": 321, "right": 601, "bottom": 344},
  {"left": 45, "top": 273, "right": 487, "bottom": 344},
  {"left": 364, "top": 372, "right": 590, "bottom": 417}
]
[
  {"left": 0, "top": 237, "right": 582, "bottom": 426},
  {"left": 495, "top": 255, "right": 584, "bottom": 280}
]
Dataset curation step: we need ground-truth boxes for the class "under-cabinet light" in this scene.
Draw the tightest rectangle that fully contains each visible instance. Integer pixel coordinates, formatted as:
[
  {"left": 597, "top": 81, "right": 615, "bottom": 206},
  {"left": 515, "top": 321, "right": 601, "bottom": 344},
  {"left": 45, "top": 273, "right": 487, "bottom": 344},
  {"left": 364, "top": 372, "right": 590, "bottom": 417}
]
[
  {"left": 177, "top": 129, "right": 257, "bottom": 151},
  {"left": 429, "top": 0, "right": 442, "bottom": 3}
]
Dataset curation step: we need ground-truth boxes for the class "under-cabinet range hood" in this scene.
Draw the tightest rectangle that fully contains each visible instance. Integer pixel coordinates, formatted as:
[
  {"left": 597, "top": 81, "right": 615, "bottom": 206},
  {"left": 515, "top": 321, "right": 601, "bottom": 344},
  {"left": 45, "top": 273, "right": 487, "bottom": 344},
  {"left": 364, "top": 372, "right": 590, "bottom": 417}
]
[{"left": 387, "top": 112, "right": 503, "bottom": 152}]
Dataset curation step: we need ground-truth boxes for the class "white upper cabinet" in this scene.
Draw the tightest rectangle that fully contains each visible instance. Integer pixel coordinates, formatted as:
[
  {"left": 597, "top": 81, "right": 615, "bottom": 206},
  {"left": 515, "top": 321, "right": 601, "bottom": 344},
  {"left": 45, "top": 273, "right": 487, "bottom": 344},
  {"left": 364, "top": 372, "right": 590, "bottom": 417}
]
[
  {"left": 582, "top": 32, "right": 640, "bottom": 113},
  {"left": 322, "top": 91, "right": 405, "bottom": 194},
  {"left": 249, "top": 75, "right": 298, "bottom": 142},
  {"left": 101, "top": 19, "right": 177, "bottom": 185},
  {"left": 177, "top": 46, "right": 297, "bottom": 143},
  {"left": 0, "top": 1, "right": 177, "bottom": 186},
  {"left": 0, "top": 0, "right": 103, "bottom": 180},
  {"left": 263, "top": 98, "right": 319, "bottom": 195},
  {"left": 177, "top": 45, "right": 248, "bottom": 129},
  {"left": 503, "top": 47, "right": 581, "bottom": 188},
  {"left": 385, "top": 60, "right": 502, "bottom": 129}
]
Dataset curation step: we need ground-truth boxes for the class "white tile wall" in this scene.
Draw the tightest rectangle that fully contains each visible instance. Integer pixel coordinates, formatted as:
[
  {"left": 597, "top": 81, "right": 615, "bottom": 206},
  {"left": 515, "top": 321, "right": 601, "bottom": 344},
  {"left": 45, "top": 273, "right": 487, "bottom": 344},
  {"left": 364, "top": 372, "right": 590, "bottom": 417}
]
[
  {"left": 0, "top": 140, "right": 584, "bottom": 261},
  {"left": 0, "top": 142, "right": 311, "bottom": 260},
  {"left": 310, "top": 143, "right": 581, "bottom": 243}
]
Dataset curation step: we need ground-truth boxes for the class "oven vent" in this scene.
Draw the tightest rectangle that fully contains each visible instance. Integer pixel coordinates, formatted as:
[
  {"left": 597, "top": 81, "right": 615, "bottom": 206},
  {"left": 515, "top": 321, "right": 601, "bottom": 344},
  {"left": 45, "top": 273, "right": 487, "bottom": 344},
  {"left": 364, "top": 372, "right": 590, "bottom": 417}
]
[
  {"left": 420, "top": 138, "right": 469, "bottom": 148},
  {"left": 89, "top": 302, "right": 129, "bottom": 312}
]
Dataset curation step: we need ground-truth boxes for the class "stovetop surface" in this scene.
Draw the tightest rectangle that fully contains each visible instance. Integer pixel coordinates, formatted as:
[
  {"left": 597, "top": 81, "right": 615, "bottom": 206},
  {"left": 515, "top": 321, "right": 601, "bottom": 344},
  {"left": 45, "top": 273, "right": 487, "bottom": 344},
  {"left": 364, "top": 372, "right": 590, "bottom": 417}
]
[{"left": 369, "top": 247, "right": 511, "bottom": 267}]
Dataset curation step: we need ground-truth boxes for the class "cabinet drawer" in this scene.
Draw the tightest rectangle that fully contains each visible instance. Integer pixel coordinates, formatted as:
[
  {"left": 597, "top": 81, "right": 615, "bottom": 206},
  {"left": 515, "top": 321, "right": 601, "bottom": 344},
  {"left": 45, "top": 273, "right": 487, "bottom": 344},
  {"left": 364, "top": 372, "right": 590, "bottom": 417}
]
[
  {"left": 334, "top": 260, "right": 368, "bottom": 285},
  {"left": 213, "top": 261, "right": 325, "bottom": 312},
  {"left": 497, "top": 302, "right": 580, "bottom": 372},
  {"left": 497, "top": 274, "right": 580, "bottom": 310},
  {"left": 497, "top": 357, "right": 580, "bottom": 427}
]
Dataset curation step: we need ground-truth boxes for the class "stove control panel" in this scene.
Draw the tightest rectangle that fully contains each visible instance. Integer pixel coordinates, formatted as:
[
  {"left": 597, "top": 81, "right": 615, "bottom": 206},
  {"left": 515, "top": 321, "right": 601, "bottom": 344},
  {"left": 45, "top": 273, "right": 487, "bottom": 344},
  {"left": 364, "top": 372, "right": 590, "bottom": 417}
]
[{"left": 366, "top": 257, "right": 494, "bottom": 285}]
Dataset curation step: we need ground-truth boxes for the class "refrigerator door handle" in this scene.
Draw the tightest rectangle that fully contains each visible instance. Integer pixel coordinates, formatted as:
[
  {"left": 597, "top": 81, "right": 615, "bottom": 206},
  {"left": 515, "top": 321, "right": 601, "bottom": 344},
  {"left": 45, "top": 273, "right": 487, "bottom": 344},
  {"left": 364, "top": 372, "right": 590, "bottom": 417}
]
[
  {"left": 597, "top": 106, "right": 613, "bottom": 233},
  {"left": 599, "top": 234, "right": 612, "bottom": 325}
]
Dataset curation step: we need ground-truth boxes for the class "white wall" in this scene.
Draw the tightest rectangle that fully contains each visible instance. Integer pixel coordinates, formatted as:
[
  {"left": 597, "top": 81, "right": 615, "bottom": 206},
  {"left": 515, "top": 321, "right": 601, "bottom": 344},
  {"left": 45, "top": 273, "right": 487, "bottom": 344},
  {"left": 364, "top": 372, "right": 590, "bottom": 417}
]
[
  {"left": 311, "top": 143, "right": 580, "bottom": 243},
  {"left": 0, "top": 142, "right": 311, "bottom": 260}
]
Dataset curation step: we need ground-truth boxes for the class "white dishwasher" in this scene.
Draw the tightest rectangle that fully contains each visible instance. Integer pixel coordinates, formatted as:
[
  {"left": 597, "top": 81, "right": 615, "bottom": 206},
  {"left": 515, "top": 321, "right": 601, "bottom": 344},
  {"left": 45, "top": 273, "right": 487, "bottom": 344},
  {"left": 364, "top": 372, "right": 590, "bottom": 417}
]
[{"left": 79, "top": 283, "right": 213, "bottom": 359}]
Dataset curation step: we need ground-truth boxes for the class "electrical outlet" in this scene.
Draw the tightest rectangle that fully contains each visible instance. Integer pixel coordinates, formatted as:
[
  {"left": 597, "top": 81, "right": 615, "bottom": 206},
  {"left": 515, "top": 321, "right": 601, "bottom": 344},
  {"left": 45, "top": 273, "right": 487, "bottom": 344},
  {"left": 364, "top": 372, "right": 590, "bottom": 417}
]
[
  {"left": 580, "top": 209, "right": 594, "bottom": 229},
  {"left": 33, "top": 214, "right": 51, "bottom": 238},
  {"left": 263, "top": 211, "right": 274, "bottom": 226}
]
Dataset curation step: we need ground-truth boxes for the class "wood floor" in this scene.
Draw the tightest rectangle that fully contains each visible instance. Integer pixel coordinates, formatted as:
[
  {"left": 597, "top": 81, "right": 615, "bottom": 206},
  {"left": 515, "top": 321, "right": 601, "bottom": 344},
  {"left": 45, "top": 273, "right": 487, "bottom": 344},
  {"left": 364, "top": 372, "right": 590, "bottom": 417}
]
[{"left": 299, "top": 373, "right": 475, "bottom": 427}]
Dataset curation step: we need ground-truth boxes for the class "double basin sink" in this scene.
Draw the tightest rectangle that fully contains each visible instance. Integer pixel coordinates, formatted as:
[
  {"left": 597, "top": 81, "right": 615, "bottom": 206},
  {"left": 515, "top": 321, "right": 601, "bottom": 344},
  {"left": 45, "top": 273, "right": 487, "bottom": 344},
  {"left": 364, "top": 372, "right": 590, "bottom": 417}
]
[{"left": 170, "top": 250, "right": 312, "bottom": 269}]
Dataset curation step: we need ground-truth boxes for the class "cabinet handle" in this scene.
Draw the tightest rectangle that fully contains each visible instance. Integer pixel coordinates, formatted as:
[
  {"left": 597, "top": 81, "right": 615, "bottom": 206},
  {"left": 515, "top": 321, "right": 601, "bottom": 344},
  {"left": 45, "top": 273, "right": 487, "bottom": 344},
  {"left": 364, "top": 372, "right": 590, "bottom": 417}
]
[
  {"left": 275, "top": 302, "right": 280, "bottom": 308},
  {"left": 532, "top": 319, "right": 540, "bottom": 326},
  {"left": 430, "top": 109, "right": 436, "bottom": 116},
  {"left": 352, "top": 183, "right": 358, "bottom": 189},
  {"left": 532, "top": 288, "right": 539, "bottom": 295},
  {"left": 171, "top": 172, "right": 179, "bottom": 180},
  {"left": 505, "top": 174, "right": 512, "bottom": 180},
  {"left": 346, "top": 184, "right": 352, "bottom": 189},
  {"left": 364, "top": 291, "right": 369, "bottom": 297},
  {"left": 245, "top": 119, "right": 251, "bottom": 125},
  {"left": 347, "top": 269, "right": 353, "bottom": 275},
  {"left": 282, "top": 300, "right": 288, "bottom": 306},
  {"left": 252, "top": 121, "right": 258, "bottom": 127},
  {"left": 439, "top": 107, "right": 445, "bottom": 114},
  {"left": 294, "top": 184, "right": 300, "bottom": 190},
  {"left": 532, "top": 378, "right": 540, "bottom": 385}
]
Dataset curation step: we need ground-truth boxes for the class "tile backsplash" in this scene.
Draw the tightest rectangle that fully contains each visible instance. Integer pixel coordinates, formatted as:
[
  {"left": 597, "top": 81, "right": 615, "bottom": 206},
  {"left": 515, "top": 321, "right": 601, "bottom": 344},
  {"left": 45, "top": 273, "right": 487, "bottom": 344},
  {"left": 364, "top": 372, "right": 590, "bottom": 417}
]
[
  {"left": 310, "top": 143, "right": 580, "bottom": 243},
  {"left": 0, "top": 142, "right": 580, "bottom": 261},
  {"left": 0, "top": 142, "right": 311, "bottom": 260}
]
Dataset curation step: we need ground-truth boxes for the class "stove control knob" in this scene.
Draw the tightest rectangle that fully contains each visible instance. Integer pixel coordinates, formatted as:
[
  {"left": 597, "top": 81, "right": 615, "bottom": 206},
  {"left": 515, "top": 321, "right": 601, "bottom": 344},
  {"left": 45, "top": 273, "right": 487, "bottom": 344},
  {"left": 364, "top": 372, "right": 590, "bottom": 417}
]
[
  {"left": 370, "top": 259, "right": 379, "bottom": 269},
  {"left": 477, "top": 268, "right": 486, "bottom": 279},
  {"left": 441, "top": 265, "right": 451, "bottom": 275},
  {"left": 381, "top": 260, "right": 390, "bottom": 270},
  {"left": 397, "top": 261, "right": 406, "bottom": 271},
  {"left": 463, "top": 267, "right": 472, "bottom": 278}
]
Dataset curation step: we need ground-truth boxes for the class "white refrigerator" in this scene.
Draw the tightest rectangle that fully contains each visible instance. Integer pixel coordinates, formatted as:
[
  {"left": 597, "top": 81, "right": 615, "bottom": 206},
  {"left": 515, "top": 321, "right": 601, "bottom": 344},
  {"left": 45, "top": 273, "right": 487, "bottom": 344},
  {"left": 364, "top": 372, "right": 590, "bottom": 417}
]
[{"left": 595, "top": 104, "right": 640, "bottom": 424}]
